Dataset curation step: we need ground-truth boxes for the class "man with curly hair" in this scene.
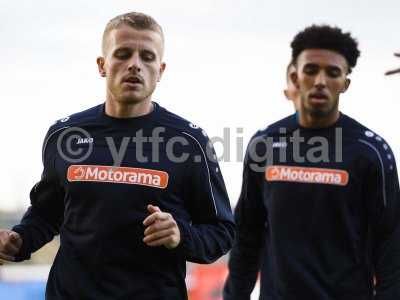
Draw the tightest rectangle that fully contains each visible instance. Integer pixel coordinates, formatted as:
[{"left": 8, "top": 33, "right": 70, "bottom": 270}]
[{"left": 224, "top": 25, "right": 400, "bottom": 300}]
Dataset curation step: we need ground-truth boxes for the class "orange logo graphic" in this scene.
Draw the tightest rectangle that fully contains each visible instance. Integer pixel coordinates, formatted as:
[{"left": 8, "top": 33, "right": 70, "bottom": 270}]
[
  {"left": 67, "top": 165, "right": 169, "bottom": 189},
  {"left": 266, "top": 165, "right": 349, "bottom": 186}
]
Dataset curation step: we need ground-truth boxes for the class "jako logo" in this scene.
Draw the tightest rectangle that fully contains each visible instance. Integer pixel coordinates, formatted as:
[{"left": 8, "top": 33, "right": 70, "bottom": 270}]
[
  {"left": 67, "top": 165, "right": 169, "bottom": 189},
  {"left": 77, "top": 138, "right": 94, "bottom": 144},
  {"left": 266, "top": 165, "right": 349, "bottom": 186}
]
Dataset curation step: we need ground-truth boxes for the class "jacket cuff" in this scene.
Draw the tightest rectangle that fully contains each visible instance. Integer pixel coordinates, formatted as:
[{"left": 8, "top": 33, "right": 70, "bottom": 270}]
[{"left": 173, "top": 219, "right": 193, "bottom": 259}]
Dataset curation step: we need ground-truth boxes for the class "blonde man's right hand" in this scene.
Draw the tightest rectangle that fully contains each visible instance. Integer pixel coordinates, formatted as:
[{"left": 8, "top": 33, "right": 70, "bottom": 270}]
[{"left": 0, "top": 230, "right": 22, "bottom": 264}]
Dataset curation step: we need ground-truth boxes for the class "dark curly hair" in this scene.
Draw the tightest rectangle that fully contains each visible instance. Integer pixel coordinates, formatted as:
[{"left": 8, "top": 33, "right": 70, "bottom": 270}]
[{"left": 290, "top": 25, "right": 360, "bottom": 73}]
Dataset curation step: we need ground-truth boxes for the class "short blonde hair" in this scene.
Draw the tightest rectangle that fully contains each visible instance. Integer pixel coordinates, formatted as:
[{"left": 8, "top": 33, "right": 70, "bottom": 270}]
[{"left": 102, "top": 12, "right": 164, "bottom": 55}]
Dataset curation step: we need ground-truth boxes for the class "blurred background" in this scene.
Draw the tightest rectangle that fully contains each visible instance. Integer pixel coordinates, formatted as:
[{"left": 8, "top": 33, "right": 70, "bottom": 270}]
[{"left": 1, "top": 0, "right": 399, "bottom": 299}]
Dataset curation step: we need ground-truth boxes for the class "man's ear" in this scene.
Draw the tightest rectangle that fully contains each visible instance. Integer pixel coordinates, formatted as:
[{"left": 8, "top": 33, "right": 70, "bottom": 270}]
[
  {"left": 284, "top": 89, "right": 290, "bottom": 100},
  {"left": 290, "top": 72, "right": 300, "bottom": 89},
  {"left": 96, "top": 57, "right": 106, "bottom": 77},
  {"left": 157, "top": 62, "right": 166, "bottom": 82},
  {"left": 341, "top": 78, "right": 351, "bottom": 93}
]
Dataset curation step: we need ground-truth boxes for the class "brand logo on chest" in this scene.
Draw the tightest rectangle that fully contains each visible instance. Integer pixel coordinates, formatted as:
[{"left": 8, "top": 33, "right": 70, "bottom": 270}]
[
  {"left": 266, "top": 165, "right": 349, "bottom": 186},
  {"left": 67, "top": 165, "right": 169, "bottom": 189},
  {"left": 76, "top": 137, "right": 94, "bottom": 144}
]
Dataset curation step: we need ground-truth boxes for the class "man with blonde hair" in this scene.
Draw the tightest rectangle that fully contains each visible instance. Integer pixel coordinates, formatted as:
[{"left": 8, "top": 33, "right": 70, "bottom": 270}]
[{"left": 0, "top": 12, "right": 234, "bottom": 300}]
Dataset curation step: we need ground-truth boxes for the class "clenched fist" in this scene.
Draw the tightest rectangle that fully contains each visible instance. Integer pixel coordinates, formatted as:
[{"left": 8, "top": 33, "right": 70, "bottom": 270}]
[
  {"left": 143, "top": 205, "right": 181, "bottom": 249},
  {"left": 0, "top": 230, "right": 22, "bottom": 264}
]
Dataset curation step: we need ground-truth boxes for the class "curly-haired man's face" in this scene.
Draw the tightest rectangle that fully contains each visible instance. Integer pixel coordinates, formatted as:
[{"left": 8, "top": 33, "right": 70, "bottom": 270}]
[{"left": 291, "top": 49, "right": 350, "bottom": 126}]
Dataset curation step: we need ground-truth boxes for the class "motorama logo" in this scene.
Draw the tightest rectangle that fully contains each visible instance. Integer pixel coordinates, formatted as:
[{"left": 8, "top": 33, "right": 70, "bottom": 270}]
[
  {"left": 266, "top": 165, "right": 349, "bottom": 186},
  {"left": 67, "top": 165, "right": 169, "bottom": 189}
]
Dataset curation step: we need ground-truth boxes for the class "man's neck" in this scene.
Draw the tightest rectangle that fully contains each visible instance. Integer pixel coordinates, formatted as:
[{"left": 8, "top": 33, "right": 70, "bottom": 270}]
[
  {"left": 105, "top": 99, "right": 154, "bottom": 118},
  {"left": 299, "top": 111, "right": 340, "bottom": 129}
]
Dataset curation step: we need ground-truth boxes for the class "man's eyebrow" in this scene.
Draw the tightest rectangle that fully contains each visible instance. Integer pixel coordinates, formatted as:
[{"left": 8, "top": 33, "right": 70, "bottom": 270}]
[
  {"left": 113, "top": 47, "right": 131, "bottom": 52},
  {"left": 302, "top": 63, "right": 319, "bottom": 69},
  {"left": 141, "top": 48, "right": 156, "bottom": 53},
  {"left": 326, "top": 65, "right": 342, "bottom": 69},
  {"left": 303, "top": 63, "right": 343, "bottom": 70}
]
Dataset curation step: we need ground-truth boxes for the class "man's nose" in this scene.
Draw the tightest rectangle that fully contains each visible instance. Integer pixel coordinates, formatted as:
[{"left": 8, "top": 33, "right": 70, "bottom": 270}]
[
  {"left": 314, "top": 71, "right": 327, "bottom": 88},
  {"left": 128, "top": 52, "right": 141, "bottom": 72}
]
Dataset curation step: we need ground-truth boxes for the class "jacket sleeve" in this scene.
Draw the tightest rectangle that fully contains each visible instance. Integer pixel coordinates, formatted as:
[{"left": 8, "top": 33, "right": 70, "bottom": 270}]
[
  {"left": 175, "top": 132, "right": 235, "bottom": 264},
  {"left": 12, "top": 126, "right": 65, "bottom": 261},
  {"left": 364, "top": 142, "right": 400, "bottom": 300},
  {"left": 223, "top": 135, "right": 268, "bottom": 300}
]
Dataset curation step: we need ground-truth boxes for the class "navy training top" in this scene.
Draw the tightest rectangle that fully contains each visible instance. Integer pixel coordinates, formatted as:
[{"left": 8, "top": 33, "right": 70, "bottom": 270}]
[{"left": 13, "top": 102, "right": 235, "bottom": 300}]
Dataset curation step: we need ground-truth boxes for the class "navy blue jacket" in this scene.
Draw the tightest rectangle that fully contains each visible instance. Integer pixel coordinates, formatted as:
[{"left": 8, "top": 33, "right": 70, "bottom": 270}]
[
  {"left": 224, "top": 113, "right": 400, "bottom": 300},
  {"left": 13, "top": 102, "right": 235, "bottom": 300}
]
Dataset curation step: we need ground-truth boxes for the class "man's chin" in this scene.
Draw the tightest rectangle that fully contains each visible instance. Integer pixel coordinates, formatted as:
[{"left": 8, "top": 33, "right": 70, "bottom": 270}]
[
  {"left": 118, "top": 94, "right": 147, "bottom": 104},
  {"left": 306, "top": 105, "right": 340, "bottom": 120},
  {"left": 309, "top": 109, "right": 329, "bottom": 118},
  {"left": 304, "top": 104, "right": 331, "bottom": 117}
]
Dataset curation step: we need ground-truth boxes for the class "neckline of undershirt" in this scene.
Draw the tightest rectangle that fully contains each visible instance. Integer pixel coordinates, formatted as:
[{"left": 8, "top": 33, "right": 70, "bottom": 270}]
[
  {"left": 98, "top": 101, "right": 161, "bottom": 126},
  {"left": 295, "top": 112, "right": 346, "bottom": 133}
]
